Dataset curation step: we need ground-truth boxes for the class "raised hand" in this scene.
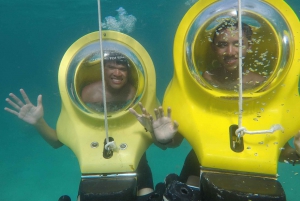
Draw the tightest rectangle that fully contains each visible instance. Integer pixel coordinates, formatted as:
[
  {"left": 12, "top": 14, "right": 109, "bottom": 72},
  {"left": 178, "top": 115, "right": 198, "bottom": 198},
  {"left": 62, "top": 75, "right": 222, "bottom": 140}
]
[
  {"left": 152, "top": 106, "right": 179, "bottom": 144},
  {"left": 4, "top": 89, "right": 44, "bottom": 125},
  {"left": 129, "top": 102, "right": 179, "bottom": 145},
  {"left": 129, "top": 102, "right": 154, "bottom": 133}
]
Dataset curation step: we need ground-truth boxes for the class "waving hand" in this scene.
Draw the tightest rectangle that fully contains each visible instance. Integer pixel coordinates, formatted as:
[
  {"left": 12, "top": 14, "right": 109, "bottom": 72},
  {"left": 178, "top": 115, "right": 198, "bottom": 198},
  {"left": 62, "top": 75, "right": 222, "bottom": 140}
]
[{"left": 5, "top": 89, "right": 44, "bottom": 125}]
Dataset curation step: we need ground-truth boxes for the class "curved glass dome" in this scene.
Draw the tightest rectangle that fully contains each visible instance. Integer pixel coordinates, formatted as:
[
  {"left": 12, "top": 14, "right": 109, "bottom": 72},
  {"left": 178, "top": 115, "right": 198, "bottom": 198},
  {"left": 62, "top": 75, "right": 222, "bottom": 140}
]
[
  {"left": 66, "top": 40, "right": 145, "bottom": 114},
  {"left": 185, "top": 0, "right": 293, "bottom": 94}
]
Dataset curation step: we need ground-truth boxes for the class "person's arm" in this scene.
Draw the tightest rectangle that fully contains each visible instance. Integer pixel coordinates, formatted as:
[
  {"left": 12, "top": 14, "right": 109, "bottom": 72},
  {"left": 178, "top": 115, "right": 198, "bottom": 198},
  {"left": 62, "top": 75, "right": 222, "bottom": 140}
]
[
  {"left": 279, "top": 131, "right": 300, "bottom": 164},
  {"left": 129, "top": 102, "right": 181, "bottom": 150},
  {"left": 4, "top": 89, "right": 63, "bottom": 149},
  {"left": 33, "top": 118, "right": 63, "bottom": 148}
]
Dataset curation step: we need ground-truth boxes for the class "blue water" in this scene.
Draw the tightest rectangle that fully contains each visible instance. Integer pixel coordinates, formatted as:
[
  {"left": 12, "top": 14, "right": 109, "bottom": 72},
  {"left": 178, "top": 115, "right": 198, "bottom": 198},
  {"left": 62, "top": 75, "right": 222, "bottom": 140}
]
[{"left": 0, "top": 0, "right": 299, "bottom": 200}]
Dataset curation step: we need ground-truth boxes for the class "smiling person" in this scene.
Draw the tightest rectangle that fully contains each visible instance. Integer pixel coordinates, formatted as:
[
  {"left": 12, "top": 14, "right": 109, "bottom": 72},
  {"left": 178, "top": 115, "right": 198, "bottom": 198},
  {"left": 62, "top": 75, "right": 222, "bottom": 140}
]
[
  {"left": 203, "top": 19, "right": 266, "bottom": 90},
  {"left": 81, "top": 50, "right": 136, "bottom": 112},
  {"left": 130, "top": 19, "right": 300, "bottom": 189},
  {"left": 4, "top": 51, "right": 154, "bottom": 200}
]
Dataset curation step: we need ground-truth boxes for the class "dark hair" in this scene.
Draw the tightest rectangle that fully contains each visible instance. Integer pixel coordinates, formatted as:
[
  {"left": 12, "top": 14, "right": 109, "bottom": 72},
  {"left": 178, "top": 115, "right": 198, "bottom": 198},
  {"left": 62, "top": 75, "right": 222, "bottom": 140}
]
[
  {"left": 212, "top": 18, "right": 253, "bottom": 42},
  {"left": 103, "top": 50, "right": 130, "bottom": 68}
]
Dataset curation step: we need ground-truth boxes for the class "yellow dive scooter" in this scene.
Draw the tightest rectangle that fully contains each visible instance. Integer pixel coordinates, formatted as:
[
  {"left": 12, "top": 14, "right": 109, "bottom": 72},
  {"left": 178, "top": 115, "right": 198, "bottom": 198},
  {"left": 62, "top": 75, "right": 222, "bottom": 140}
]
[
  {"left": 163, "top": 0, "right": 300, "bottom": 200},
  {"left": 57, "top": 30, "right": 158, "bottom": 200}
]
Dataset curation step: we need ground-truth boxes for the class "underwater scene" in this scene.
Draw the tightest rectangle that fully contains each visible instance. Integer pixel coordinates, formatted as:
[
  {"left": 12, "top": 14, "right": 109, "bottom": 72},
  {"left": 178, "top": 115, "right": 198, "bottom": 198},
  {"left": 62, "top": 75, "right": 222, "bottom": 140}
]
[{"left": 1, "top": 0, "right": 300, "bottom": 200}]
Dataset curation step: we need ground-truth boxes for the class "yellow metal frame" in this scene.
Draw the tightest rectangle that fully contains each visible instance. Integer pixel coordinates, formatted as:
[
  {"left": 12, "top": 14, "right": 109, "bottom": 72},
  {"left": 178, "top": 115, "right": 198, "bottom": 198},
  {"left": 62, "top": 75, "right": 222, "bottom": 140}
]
[
  {"left": 57, "top": 31, "right": 158, "bottom": 174},
  {"left": 164, "top": 0, "right": 300, "bottom": 175}
]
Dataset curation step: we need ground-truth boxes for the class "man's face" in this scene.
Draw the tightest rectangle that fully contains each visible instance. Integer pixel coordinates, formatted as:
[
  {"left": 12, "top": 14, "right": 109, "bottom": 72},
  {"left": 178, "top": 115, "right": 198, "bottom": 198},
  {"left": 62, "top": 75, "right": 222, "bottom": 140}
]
[
  {"left": 212, "top": 27, "right": 251, "bottom": 72},
  {"left": 104, "top": 61, "right": 129, "bottom": 90}
]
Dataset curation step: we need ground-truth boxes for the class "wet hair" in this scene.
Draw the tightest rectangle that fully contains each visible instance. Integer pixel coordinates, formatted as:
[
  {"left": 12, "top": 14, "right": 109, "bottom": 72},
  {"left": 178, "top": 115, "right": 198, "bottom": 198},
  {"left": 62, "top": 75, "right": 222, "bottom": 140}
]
[
  {"left": 212, "top": 18, "right": 253, "bottom": 43},
  {"left": 103, "top": 50, "right": 130, "bottom": 69}
]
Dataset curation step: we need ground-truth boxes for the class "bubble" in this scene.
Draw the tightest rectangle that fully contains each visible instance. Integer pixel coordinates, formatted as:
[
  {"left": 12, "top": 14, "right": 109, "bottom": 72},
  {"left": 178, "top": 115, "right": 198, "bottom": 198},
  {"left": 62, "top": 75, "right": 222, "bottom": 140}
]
[
  {"left": 102, "top": 7, "right": 137, "bottom": 33},
  {"left": 249, "top": 67, "right": 255, "bottom": 72}
]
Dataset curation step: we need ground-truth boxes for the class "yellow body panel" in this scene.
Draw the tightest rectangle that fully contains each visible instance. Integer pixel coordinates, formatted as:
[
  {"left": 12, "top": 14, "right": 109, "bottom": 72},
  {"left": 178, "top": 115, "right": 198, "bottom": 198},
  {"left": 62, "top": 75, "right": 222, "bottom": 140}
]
[
  {"left": 164, "top": 0, "right": 300, "bottom": 175},
  {"left": 57, "top": 31, "right": 158, "bottom": 174}
]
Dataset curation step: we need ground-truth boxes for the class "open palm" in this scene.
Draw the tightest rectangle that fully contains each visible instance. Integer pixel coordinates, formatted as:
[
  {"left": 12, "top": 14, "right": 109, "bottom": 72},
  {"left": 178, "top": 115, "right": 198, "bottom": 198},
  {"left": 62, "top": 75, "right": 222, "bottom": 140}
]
[
  {"left": 152, "top": 107, "right": 178, "bottom": 143},
  {"left": 129, "top": 102, "right": 178, "bottom": 144},
  {"left": 5, "top": 89, "right": 44, "bottom": 125}
]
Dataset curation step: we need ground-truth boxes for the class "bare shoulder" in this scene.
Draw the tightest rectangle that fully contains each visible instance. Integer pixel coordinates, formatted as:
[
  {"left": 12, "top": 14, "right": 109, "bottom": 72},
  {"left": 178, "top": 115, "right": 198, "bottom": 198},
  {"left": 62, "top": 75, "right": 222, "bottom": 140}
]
[
  {"left": 81, "top": 81, "right": 102, "bottom": 102},
  {"left": 247, "top": 72, "right": 266, "bottom": 83},
  {"left": 203, "top": 68, "right": 221, "bottom": 79}
]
